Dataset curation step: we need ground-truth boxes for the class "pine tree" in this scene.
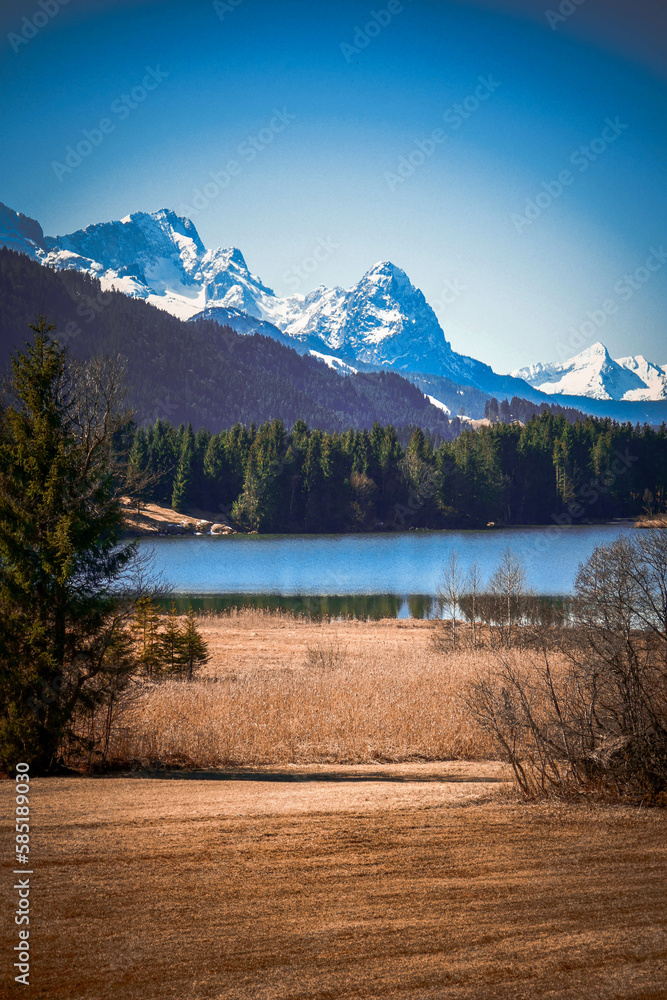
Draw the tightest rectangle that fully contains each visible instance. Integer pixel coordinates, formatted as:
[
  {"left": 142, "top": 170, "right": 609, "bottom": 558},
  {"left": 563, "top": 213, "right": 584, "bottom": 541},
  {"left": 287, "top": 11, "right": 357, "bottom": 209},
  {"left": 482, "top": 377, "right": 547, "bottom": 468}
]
[
  {"left": 127, "top": 427, "right": 150, "bottom": 513},
  {"left": 179, "top": 608, "right": 210, "bottom": 680},
  {"left": 131, "top": 596, "right": 164, "bottom": 678},
  {"left": 302, "top": 430, "right": 325, "bottom": 531},
  {"left": 159, "top": 602, "right": 184, "bottom": 675},
  {"left": 148, "top": 419, "right": 180, "bottom": 504},
  {"left": 0, "top": 319, "right": 138, "bottom": 771},
  {"left": 171, "top": 424, "right": 195, "bottom": 512},
  {"left": 203, "top": 433, "right": 227, "bottom": 509},
  {"left": 232, "top": 420, "right": 287, "bottom": 531}
]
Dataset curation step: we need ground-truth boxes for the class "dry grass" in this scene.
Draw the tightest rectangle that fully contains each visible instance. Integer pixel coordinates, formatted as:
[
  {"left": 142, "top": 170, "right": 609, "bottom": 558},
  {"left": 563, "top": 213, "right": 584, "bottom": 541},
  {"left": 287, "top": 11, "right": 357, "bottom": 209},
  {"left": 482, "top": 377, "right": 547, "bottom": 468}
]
[
  {"left": 2, "top": 773, "right": 666, "bottom": 1000},
  {"left": 636, "top": 514, "right": 667, "bottom": 529},
  {"left": 105, "top": 609, "right": 500, "bottom": 768}
]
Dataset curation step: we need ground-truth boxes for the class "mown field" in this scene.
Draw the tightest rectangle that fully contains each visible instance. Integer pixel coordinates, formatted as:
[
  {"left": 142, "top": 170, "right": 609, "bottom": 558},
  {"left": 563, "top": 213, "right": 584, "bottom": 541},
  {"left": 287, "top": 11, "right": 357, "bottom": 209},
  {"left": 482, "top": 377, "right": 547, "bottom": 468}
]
[{"left": 1, "top": 769, "right": 666, "bottom": 1000}]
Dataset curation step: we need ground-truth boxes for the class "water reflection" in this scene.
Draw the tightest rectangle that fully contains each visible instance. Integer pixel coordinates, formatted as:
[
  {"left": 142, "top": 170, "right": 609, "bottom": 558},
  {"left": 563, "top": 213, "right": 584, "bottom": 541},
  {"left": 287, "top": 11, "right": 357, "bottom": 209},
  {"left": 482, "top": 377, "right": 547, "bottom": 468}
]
[{"left": 159, "top": 592, "right": 575, "bottom": 621}]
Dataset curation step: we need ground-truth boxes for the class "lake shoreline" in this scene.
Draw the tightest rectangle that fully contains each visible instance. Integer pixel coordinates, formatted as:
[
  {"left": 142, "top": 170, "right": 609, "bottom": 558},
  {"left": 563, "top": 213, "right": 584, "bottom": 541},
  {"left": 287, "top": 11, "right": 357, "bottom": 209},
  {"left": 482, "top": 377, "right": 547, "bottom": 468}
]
[{"left": 121, "top": 498, "right": 639, "bottom": 539}]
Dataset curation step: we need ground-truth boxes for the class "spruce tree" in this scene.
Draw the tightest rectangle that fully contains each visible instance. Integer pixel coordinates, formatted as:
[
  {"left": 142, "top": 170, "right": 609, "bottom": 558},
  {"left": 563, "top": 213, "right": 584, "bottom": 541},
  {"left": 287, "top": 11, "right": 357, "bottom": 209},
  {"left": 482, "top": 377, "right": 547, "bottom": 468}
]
[
  {"left": 232, "top": 420, "right": 287, "bottom": 531},
  {"left": 179, "top": 608, "right": 210, "bottom": 680},
  {"left": 171, "top": 424, "right": 195, "bottom": 512},
  {"left": 159, "top": 602, "right": 184, "bottom": 675},
  {"left": 131, "top": 596, "right": 164, "bottom": 678},
  {"left": 127, "top": 427, "right": 150, "bottom": 513},
  {"left": 0, "top": 320, "right": 137, "bottom": 771}
]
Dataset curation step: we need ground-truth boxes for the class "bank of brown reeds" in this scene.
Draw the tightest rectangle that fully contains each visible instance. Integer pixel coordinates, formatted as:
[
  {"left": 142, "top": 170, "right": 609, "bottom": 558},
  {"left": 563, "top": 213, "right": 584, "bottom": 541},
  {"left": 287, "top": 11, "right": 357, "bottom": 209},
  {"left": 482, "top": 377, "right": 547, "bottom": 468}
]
[{"left": 103, "top": 610, "right": 503, "bottom": 767}]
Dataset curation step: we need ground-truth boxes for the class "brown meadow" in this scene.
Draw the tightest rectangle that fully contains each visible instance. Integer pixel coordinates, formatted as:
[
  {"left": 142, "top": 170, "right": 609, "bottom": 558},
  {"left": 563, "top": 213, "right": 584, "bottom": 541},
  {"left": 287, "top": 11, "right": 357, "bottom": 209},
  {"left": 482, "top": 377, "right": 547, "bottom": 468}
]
[
  {"left": 103, "top": 609, "right": 505, "bottom": 768},
  {"left": 4, "top": 611, "right": 666, "bottom": 1000}
]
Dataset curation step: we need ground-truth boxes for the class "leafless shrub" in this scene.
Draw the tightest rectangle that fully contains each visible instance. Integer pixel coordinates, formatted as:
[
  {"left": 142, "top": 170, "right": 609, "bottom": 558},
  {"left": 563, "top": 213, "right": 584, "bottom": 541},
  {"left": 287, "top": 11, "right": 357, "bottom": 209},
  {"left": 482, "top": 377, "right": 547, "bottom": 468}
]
[{"left": 467, "top": 531, "right": 667, "bottom": 805}]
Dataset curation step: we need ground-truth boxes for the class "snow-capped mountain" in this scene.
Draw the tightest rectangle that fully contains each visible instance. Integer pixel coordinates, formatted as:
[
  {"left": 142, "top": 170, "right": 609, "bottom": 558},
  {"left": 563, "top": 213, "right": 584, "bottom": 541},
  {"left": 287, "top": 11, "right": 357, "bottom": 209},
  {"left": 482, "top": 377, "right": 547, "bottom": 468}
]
[
  {"left": 0, "top": 202, "right": 274, "bottom": 321},
  {"left": 0, "top": 203, "right": 527, "bottom": 397},
  {"left": 512, "top": 342, "right": 667, "bottom": 402},
  {"left": 4, "top": 203, "right": 664, "bottom": 411}
]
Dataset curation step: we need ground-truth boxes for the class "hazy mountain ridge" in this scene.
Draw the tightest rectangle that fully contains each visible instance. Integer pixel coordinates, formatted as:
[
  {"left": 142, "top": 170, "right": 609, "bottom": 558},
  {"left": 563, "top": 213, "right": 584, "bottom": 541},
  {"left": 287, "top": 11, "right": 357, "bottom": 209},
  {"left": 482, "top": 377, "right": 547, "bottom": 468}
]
[{"left": 512, "top": 342, "right": 667, "bottom": 402}]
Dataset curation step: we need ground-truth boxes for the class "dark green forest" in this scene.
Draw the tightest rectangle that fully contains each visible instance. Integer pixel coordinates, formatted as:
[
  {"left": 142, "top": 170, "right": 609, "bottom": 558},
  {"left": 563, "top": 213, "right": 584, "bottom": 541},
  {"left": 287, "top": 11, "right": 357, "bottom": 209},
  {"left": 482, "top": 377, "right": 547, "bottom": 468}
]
[
  {"left": 128, "top": 412, "right": 667, "bottom": 532},
  {"left": 3, "top": 249, "right": 666, "bottom": 533}
]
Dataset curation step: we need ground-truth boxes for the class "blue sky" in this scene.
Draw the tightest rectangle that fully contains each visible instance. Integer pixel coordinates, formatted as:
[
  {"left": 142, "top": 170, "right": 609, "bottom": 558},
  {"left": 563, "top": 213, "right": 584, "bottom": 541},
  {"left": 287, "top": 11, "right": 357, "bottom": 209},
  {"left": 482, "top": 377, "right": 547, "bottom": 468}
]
[{"left": 1, "top": 0, "right": 665, "bottom": 371}]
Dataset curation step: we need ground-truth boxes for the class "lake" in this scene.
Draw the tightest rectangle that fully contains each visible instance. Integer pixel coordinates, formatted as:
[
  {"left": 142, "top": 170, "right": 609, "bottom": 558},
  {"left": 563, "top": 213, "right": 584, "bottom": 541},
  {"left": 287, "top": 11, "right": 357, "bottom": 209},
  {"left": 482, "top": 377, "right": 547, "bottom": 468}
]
[{"left": 138, "top": 522, "right": 635, "bottom": 618}]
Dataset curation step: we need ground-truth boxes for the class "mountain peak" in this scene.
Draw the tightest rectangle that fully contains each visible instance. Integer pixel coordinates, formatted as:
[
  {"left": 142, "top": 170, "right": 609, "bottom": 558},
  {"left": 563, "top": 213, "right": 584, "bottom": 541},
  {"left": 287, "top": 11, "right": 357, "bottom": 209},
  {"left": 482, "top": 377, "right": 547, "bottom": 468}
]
[
  {"left": 225, "top": 247, "right": 247, "bottom": 269},
  {"left": 121, "top": 208, "right": 205, "bottom": 253},
  {"left": 6, "top": 201, "right": 663, "bottom": 404},
  {"left": 512, "top": 341, "right": 667, "bottom": 402},
  {"left": 367, "top": 260, "right": 408, "bottom": 280},
  {"left": 580, "top": 341, "right": 611, "bottom": 360},
  {"left": 0, "top": 202, "right": 44, "bottom": 250}
]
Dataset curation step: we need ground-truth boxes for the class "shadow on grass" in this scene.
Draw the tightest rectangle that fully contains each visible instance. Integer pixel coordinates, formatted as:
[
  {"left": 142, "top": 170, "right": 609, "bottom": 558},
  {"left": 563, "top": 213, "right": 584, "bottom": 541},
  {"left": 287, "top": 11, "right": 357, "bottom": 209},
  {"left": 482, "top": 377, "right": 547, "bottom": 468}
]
[{"left": 116, "top": 768, "right": 505, "bottom": 784}]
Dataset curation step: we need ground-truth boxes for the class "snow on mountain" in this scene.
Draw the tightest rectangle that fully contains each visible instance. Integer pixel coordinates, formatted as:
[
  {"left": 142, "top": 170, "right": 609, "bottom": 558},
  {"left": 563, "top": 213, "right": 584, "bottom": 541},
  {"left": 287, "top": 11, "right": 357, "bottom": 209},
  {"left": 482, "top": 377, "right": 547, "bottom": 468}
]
[
  {"left": 0, "top": 202, "right": 45, "bottom": 253},
  {"left": 3, "top": 203, "right": 663, "bottom": 408},
  {"left": 424, "top": 394, "right": 451, "bottom": 416},
  {"left": 286, "top": 261, "right": 458, "bottom": 375},
  {"left": 512, "top": 342, "right": 667, "bottom": 402},
  {"left": 614, "top": 354, "right": 667, "bottom": 401},
  {"left": 2, "top": 202, "right": 520, "bottom": 395},
  {"left": 308, "top": 351, "right": 358, "bottom": 374}
]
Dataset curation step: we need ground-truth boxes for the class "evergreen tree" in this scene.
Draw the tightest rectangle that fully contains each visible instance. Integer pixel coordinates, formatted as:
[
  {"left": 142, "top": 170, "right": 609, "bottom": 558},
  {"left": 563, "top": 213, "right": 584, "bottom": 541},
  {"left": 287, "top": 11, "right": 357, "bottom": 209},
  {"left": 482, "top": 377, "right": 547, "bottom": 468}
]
[
  {"left": 127, "top": 427, "right": 150, "bottom": 513},
  {"left": 147, "top": 419, "right": 179, "bottom": 504},
  {"left": 159, "top": 602, "right": 184, "bottom": 675},
  {"left": 0, "top": 320, "right": 138, "bottom": 771},
  {"left": 179, "top": 608, "right": 210, "bottom": 680},
  {"left": 231, "top": 444, "right": 263, "bottom": 530},
  {"left": 203, "top": 433, "right": 228, "bottom": 510},
  {"left": 171, "top": 424, "right": 195, "bottom": 512},
  {"left": 302, "top": 430, "right": 325, "bottom": 531},
  {"left": 131, "top": 596, "right": 164, "bottom": 678},
  {"left": 232, "top": 420, "right": 288, "bottom": 531}
]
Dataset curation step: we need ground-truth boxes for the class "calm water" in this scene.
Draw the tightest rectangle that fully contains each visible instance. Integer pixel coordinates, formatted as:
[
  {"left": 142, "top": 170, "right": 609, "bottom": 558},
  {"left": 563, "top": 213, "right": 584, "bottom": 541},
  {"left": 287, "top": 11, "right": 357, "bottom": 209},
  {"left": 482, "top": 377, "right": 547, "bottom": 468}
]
[{"left": 139, "top": 522, "right": 635, "bottom": 617}]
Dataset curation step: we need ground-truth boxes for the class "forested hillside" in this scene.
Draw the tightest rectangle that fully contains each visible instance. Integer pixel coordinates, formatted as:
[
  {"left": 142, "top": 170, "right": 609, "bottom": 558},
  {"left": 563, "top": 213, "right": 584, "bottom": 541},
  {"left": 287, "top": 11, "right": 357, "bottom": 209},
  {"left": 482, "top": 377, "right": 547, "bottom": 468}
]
[
  {"left": 0, "top": 249, "right": 457, "bottom": 436},
  {"left": 129, "top": 412, "right": 667, "bottom": 531}
]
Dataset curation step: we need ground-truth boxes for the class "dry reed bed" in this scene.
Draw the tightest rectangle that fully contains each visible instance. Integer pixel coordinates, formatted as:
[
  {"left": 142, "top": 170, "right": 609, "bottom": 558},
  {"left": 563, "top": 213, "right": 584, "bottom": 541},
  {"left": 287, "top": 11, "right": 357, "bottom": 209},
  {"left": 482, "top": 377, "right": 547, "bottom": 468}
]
[{"left": 106, "top": 609, "right": 536, "bottom": 767}]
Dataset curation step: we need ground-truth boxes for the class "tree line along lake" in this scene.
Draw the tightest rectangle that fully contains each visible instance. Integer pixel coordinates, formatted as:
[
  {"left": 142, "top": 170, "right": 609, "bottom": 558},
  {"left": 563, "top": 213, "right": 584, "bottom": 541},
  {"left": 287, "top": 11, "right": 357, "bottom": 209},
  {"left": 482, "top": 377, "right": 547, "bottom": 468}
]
[{"left": 140, "top": 521, "right": 636, "bottom": 619}]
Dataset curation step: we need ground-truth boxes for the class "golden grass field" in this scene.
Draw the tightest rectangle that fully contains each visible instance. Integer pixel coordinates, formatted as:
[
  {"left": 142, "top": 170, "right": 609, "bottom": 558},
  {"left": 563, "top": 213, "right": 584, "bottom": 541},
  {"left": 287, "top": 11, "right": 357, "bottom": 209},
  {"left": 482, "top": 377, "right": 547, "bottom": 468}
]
[
  {"left": 2, "top": 611, "right": 666, "bottom": 999},
  {"left": 106, "top": 609, "right": 499, "bottom": 767}
]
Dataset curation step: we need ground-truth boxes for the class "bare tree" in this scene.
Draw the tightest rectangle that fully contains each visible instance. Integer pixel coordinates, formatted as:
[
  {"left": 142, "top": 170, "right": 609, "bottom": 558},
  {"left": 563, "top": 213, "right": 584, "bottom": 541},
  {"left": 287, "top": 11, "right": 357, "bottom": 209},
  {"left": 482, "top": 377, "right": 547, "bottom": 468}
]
[
  {"left": 467, "top": 531, "right": 667, "bottom": 803},
  {"left": 488, "top": 548, "right": 529, "bottom": 648},
  {"left": 460, "top": 561, "right": 484, "bottom": 649},
  {"left": 436, "top": 551, "right": 465, "bottom": 649}
]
